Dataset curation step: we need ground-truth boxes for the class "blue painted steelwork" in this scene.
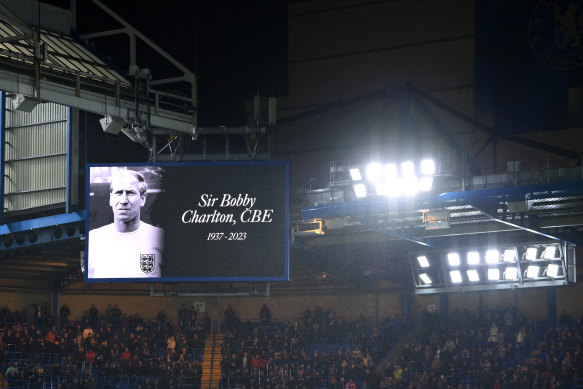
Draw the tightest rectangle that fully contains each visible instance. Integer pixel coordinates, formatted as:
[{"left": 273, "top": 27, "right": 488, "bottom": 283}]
[
  {"left": 302, "top": 191, "right": 438, "bottom": 221},
  {"left": 302, "top": 180, "right": 583, "bottom": 221},
  {"left": 0, "top": 211, "right": 85, "bottom": 250},
  {"left": 438, "top": 180, "right": 583, "bottom": 205},
  {"left": 471, "top": 202, "right": 564, "bottom": 242},
  {"left": 375, "top": 217, "right": 433, "bottom": 247},
  {"left": 1, "top": 211, "right": 84, "bottom": 234}
]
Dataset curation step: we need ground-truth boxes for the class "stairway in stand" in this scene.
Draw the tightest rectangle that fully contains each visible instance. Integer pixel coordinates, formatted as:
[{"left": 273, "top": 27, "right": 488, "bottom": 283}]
[{"left": 200, "top": 334, "right": 224, "bottom": 389}]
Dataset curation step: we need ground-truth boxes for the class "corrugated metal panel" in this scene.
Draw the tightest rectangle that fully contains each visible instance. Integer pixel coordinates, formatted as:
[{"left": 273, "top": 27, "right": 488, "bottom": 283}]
[
  {"left": 3, "top": 96, "right": 68, "bottom": 213},
  {"left": 0, "top": 19, "right": 128, "bottom": 85}
]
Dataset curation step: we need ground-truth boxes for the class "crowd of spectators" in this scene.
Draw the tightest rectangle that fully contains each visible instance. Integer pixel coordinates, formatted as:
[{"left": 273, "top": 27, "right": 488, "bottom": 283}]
[
  {"left": 0, "top": 303, "right": 208, "bottom": 388},
  {"left": 219, "top": 306, "right": 583, "bottom": 389},
  {"left": 1, "top": 302, "right": 583, "bottom": 389}
]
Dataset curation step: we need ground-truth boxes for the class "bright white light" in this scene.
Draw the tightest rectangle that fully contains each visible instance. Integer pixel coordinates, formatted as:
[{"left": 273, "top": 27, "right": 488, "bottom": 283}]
[
  {"left": 401, "top": 177, "right": 419, "bottom": 196},
  {"left": 467, "top": 269, "right": 480, "bottom": 282},
  {"left": 401, "top": 161, "right": 415, "bottom": 178},
  {"left": 419, "top": 273, "right": 432, "bottom": 284},
  {"left": 526, "top": 265, "right": 540, "bottom": 278},
  {"left": 546, "top": 264, "right": 559, "bottom": 277},
  {"left": 525, "top": 247, "right": 538, "bottom": 260},
  {"left": 450, "top": 270, "right": 462, "bottom": 283},
  {"left": 542, "top": 246, "right": 557, "bottom": 259},
  {"left": 418, "top": 176, "right": 433, "bottom": 191},
  {"left": 349, "top": 168, "right": 362, "bottom": 181},
  {"left": 467, "top": 251, "right": 480, "bottom": 265},
  {"left": 417, "top": 256, "right": 430, "bottom": 268},
  {"left": 485, "top": 249, "right": 500, "bottom": 264},
  {"left": 503, "top": 249, "right": 515, "bottom": 262},
  {"left": 504, "top": 267, "right": 518, "bottom": 280},
  {"left": 447, "top": 253, "right": 460, "bottom": 267},
  {"left": 375, "top": 181, "right": 400, "bottom": 197},
  {"left": 384, "top": 163, "right": 399, "bottom": 179},
  {"left": 374, "top": 181, "right": 390, "bottom": 196},
  {"left": 354, "top": 184, "right": 367, "bottom": 198},
  {"left": 385, "top": 183, "right": 401, "bottom": 197},
  {"left": 488, "top": 268, "right": 500, "bottom": 280},
  {"left": 366, "top": 163, "right": 384, "bottom": 182},
  {"left": 420, "top": 159, "right": 435, "bottom": 175}
]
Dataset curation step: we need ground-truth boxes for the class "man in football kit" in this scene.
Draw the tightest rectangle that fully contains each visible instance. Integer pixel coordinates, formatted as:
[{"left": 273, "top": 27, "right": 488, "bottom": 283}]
[{"left": 88, "top": 169, "right": 164, "bottom": 278}]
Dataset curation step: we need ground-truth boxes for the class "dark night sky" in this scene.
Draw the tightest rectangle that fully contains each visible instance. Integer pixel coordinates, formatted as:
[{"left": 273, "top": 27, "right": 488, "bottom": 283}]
[{"left": 47, "top": 0, "right": 288, "bottom": 128}]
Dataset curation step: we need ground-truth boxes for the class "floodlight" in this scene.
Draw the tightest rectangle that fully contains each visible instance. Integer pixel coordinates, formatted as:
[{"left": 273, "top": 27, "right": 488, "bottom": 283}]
[
  {"left": 349, "top": 168, "right": 362, "bottom": 181},
  {"left": 546, "top": 264, "right": 559, "bottom": 277},
  {"left": 375, "top": 181, "right": 399, "bottom": 197},
  {"left": 488, "top": 268, "right": 500, "bottom": 280},
  {"left": 385, "top": 184, "right": 401, "bottom": 197},
  {"left": 419, "top": 273, "right": 432, "bottom": 284},
  {"left": 541, "top": 246, "right": 557, "bottom": 259},
  {"left": 447, "top": 253, "right": 460, "bottom": 266},
  {"left": 366, "top": 163, "right": 383, "bottom": 182},
  {"left": 417, "top": 256, "right": 430, "bottom": 268},
  {"left": 450, "top": 270, "right": 462, "bottom": 283},
  {"left": 384, "top": 163, "right": 398, "bottom": 179},
  {"left": 121, "top": 125, "right": 149, "bottom": 147},
  {"left": 99, "top": 115, "right": 126, "bottom": 134},
  {"left": 467, "top": 251, "right": 480, "bottom": 265},
  {"left": 12, "top": 93, "right": 40, "bottom": 112},
  {"left": 420, "top": 159, "right": 435, "bottom": 175},
  {"left": 467, "top": 269, "right": 480, "bottom": 282},
  {"left": 525, "top": 247, "right": 538, "bottom": 260},
  {"left": 503, "top": 249, "right": 516, "bottom": 262},
  {"left": 401, "top": 177, "right": 419, "bottom": 196},
  {"left": 526, "top": 265, "right": 540, "bottom": 278},
  {"left": 354, "top": 184, "right": 367, "bottom": 198},
  {"left": 485, "top": 249, "right": 500, "bottom": 264},
  {"left": 401, "top": 161, "right": 416, "bottom": 178},
  {"left": 504, "top": 267, "right": 518, "bottom": 280},
  {"left": 418, "top": 176, "right": 433, "bottom": 191},
  {"left": 374, "top": 181, "right": 389, "bottom": 196}
]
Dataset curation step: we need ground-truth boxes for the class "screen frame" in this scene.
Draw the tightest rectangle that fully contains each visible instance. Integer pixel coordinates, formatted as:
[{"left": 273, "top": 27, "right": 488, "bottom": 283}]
[{"left": 84, "top": 160, "right": 290, "bottom": 283}]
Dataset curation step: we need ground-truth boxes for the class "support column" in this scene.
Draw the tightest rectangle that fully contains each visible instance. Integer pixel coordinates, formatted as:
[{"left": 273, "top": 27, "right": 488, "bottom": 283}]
[
  {"left": 440, "top": 293, "right": 448, "bottom": 327},
  {"left": 547, "top": 288, "right": 556, "bottom": 327},
  {"left": 400, "top": 287, "right": 412, "bottom": 320}
]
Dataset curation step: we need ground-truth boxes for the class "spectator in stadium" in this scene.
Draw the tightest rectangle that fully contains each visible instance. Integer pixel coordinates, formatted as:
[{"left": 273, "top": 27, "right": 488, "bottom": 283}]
[{"left": 87, "top": 169, "right": 164, "bottom": 279}]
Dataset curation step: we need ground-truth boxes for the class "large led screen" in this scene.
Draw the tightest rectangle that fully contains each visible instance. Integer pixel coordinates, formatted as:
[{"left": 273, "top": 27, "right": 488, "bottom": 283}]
[{"left": 85, "top": 161, "right": 289, "bottom": 282}]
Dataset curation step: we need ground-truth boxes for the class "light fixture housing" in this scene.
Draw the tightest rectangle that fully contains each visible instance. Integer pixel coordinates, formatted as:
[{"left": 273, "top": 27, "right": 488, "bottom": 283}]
[
  {"left": 485, "top": 249, "right": 500, "bottom": 264},
  {"left": 467, "top": 251, "right": 480, "bottom": 265},
  {"left": 526, "top": 265, "right": 540, "bottom": 278},
  {"left": 503, "top": 249, "right": 516, "bottom": 262},
  {"left": 450, "top": 270, "right": 462, "bottom": 283},
  {"left": 546, "top": 264, "right": 559, "bottom": 277},
  {"left": 504, "top": 267, "right": 518, "bottom": 280},
  {"left": 488, "top": 268, "right": 500, "bottom": 280},
  {"left": 420, "top": 159, "right": 435, "bottom": 175},
  {"left": 419, "top": 273, "right": 432, "bottom": 284},
  {"left": 366, "top": 163, "right": 383, "bottom": 182},
  {"left": 99, "top": 115, "right": 126, "bottom": 135},
  {"left": 525, "top": 247, "right": 538, "bottom": 260},
  {"left": 354, "top": 183, "right": 367, "bottom": 198},
  {"left": 349, "top": 168, "right": 362, "bottom": 181},
  {"left": 417, "top": 256, "right": 430, "bottom": 268},
  {"left": 12, "top": 93, "right": 40, "bottom": 112},
  {"left": 447, "top": 253, "right": 460, "bottom": 267},
  {"left": 467, "top": 269, "right": 480, "bottom": 282}
]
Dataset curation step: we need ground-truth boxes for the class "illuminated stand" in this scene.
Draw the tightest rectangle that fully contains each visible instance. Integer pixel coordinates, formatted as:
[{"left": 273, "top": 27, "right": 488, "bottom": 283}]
[{"left": 300, "top": 157, "right": 582, "bottom": 295}]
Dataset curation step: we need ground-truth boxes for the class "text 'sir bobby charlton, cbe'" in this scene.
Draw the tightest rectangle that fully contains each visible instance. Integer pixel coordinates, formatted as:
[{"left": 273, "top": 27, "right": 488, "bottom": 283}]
[{"left": 88, "top": 170, "right": 164, "bottom": 278}]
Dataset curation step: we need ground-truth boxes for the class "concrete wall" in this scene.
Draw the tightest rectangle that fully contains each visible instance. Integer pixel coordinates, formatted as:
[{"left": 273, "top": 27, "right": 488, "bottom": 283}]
[{"left": 3, "top": 283, "right": 582, "bottom": 328}]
